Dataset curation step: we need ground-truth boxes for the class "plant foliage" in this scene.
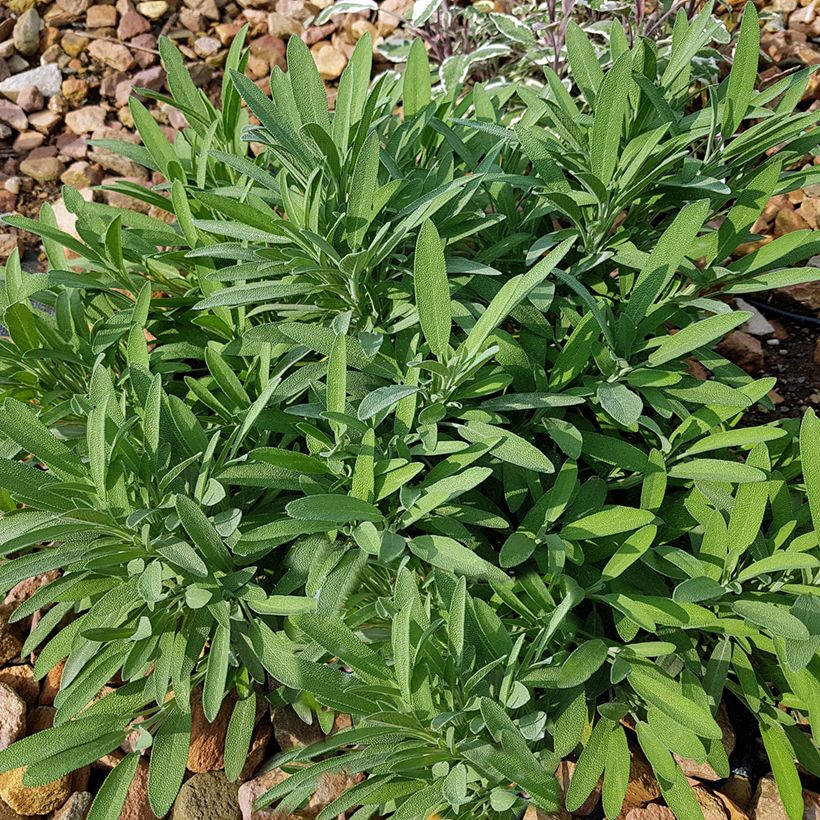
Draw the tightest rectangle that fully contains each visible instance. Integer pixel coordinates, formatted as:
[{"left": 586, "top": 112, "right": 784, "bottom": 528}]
[{"left": 0, "top": 7, "right": 819, "bottom": 818}]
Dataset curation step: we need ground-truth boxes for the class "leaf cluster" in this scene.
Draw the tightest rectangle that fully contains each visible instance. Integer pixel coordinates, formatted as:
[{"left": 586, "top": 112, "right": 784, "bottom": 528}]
[{"left": 0, "top": 9, "right": 818, "bottom": 819}]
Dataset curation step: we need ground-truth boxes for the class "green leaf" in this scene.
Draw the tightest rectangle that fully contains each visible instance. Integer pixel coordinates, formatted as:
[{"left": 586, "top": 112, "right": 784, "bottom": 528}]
[
  {"left": 602, "top": 726, "right": 630, "bottom": 819},
  {"left": 286, "top": 494, "right": 382, "bottom": 523},
  {"left": 732, "top": 600, "right": 810, "bottom": 640},
  {"left": 460, "top": 420, "right": 554, "bottom": 474},
  {"left": 668, "top": 458, "right": 766, "bottom": 484},
  {"left": 557, "top": 640, "right": 608, "bottom": 688},
  {"left": 760, "top": 717, "right": 804, "bottom": 820},
  {"left": 225, "top": 696, "right": 257, "bottom": 782},
  {"left": 414, "top": 220, "right": 451, "bottom": 358},
  {"left": 561, "top": 507, "right": 654, "bottom": 540},
  {"left": 203, "top": 623, "right": 230, "bottom": 723},
  {"left": 566, "top": 21, "right": 604, "bottom": 105},
  {"left": 358, "top": 385, "right": 420, "bottom": 421},
  {"left": 404, "top": 39, "right": 431, "bottom": 118},
  {"left": 87, "top": 753, "right": 140, "bottom": 820},
  {"left": 287, "top": 35, "right": 330, "bottom": 132},
  {"left": 175, "top": 495, "right": 233, "bottom": 572},
  {"left": 648, "top": 312, "right": 751, "bottom": 366},
  {"left": 627, "top": 663, "right": 722, "bottom": 740},
  {"left": 0, "top": 399, "right": 86, "bottom": 479},
  {"left": 409, "top": 535, "right": 509, "bottom": 583},
  {"left": 566, "top": 718, "right": 612, "bottom": 812},
  {"left": 590, "top": 52, "right": 632, "bottom": 184},
  {"left": 148, "top": 706, "right": 191, "bottom": 817},
  {"left": 722, "top": 2, "right": 759, "bottom": 137},
  {"left": 801, "top": 410, "right": 820, "bottom": 542},
  {"left": 597, "top": 382, "right": 643, "bottom": 427},
  {"left": 601, "top": 525, "right": 657, "bottom": 581}
]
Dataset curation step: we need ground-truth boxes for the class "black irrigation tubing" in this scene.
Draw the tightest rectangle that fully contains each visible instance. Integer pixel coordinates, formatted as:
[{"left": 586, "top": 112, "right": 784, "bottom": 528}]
[{"left": 741, "top": 296, "right": 820, "bottom": 328}]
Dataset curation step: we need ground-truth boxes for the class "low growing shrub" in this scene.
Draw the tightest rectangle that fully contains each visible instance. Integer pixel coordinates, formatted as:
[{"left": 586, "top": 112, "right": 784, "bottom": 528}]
[{"left": 0, "top": 5, "right": 818, "bottom": 818}]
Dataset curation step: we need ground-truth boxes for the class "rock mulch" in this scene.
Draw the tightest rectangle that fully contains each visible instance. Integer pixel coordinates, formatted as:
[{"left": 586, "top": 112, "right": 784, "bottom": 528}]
[{"left": 0, "top": 0, "right": 411, "bottom": 261}]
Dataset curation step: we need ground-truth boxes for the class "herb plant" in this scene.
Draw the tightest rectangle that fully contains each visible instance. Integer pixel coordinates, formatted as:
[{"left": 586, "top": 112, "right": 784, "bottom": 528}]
[
  {"left": 0, "top": 5, "right": 818, "bottom": 818},
  {"left": 314, "top": 0, "right": 728, "bottom": 93}
]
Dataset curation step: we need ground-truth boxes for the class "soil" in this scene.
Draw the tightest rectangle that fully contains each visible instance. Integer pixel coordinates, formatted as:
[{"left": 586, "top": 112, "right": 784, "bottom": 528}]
[{"left": 742, "top": 296, "right": 820, "bottom": 425}]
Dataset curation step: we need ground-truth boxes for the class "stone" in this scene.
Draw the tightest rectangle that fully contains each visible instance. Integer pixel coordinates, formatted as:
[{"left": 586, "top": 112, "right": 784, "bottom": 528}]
[
  {"left": 775, "top": 207, "right": 810, "bottom": 236},
  {"left": 86, "top": 4, "right": 118, "bottom": 26},
  {"left": 171, "top": 772, "right": 240, "bottom": 820},
  {"left": 61, "top": 77, "right": 88, "bottom": 105},
  {"left": 15, "top": 84, "right": 42, "bottom": 113},
  {"left": 716, "top": 330, "right": 764, "bottom": 374},
  {"left": 12, "top": 129, "right": 43, "bottom": 151},
  {"left": 0, "top": 767, "right": 74, "bottom": 816},
  {"left": 799, "top": 197, "right": 820, "bottom": 229},
  {"left": 119, "top": 759, "right": 155, "bottom": 820},
  {"left": 750, "top": 776, "right": 820, "bottom": 820},
  {"left": 0, "top": 606, "right": 23, "bottom": 667},
  {"left": 249, "top": 35, "right": 286, "bottom": 69},
  {"left": 56, "top": 132, "right": 87, "bottom": 159},
  {"left": 694, "top": 787, "right": 730, "bottom": 820},
  {"left": 214, "top": 22, "right": 241, "bottom": 44},
  {"left": 624, "top": 807, "right": 676, "bottom": 820},
  {"left": 61, "top": 160, "right": 101, "bottom": 187},
  {"left": 735, "top": 299, "right": 775, "bottom": 338},
  {"left": 272, "top": 705, "right": 322, "bottom": 752},
  {"left": 311, "top": 42, "right": 346, "bottom": 80},
  {"left": 237, "top": 767, "right": 289, "bottom": 820},
  {"left": 623, "top": 740, "right": 662, "bottom": 810},
  {"left": 27, "top": 109, "right": 61, "bottom": 134},
  {"left": 61, "top": 31, "right": 88, "bottom": 57},
  {"left": 51, "top": 791, "right": 92, "bottom": 820},
  {"left": 13, "top": 9, "right": 42, "bottom": 57},
  {"left": 0, "top": 100, "right": 26, "bottom": 131},
  {"left": 349, "top": 18, "right": 378, "bottom": 43},
  {"left": 0, "top": 63, "right": 61, "bottom": 99},
  {"left": 137, "top": 0, "right": 168, "bottom": 17},
  {"left": 712, "top": 790, "right": 750, "bottom": 820},
  {"left": 0, "top": 234, "right": 20, "bottom": 262},
  {"left": 377, "top": 0, "right": 411, "bottom": 35},
  {"left": 238, "top": 766, "right": 363, "bottom": 820},
  {"left": 28, "top": 706, "right": 55, "bottom": 734},
  {"left": 90, "top": 124, "right": 145, "bottom": 178},
  {"left": 0, "top": 684, "right": 25, "bottom": 752},
  {"left": 39, "top": 660, "right": 64, "bottom": 705},
  {"left": 522, "top": 805, "right": 571, "bottom": 820},
  {"left": 20, "top": 148, "right": 65, "bottom": 182},
  {"left": 88, "top": 39, "right": 134, "bottom": 71},
  {"left": 118, "top": 5, "right": 151, "bottom": 39},
  {"left": 193, "top": 36, "right": 220, "bottom": 58},
  {"left": 779, "top": 279, "right": 820, "bottom": 311},
  {"left": 302, "top": 21, "right": 335, "bottom": 46},
  {"left": 0, "top": 666, "right": 38, "bottom": 706},
  {"left": 267, "top": 12, "right": 302, "bottom": 36},
  {"left": 56, "top": 0, "right": 90, "bottom": 17},
  {"left": 179, "top": 8, "right": 205, "bottom": 30},
  {"left": 239, "top": 716, "right": 273, "bottom": 781},
  {"left": 750, "top": 775, "right": 788, "bottom": 820},
  {"left": 675, "top": 703, "right": 735, "bottom": 781},
  {"left": 555, "top": 760, "right": 599, "bottom": 815},
  {"left": 64, "top": 105, "right": 105, "bottom": 134},
  {"left": 187, "top": 687, "right": 235, "bottom": 772},
  {"left": 130, "top": 33, "right": 157, "bottom": 67}
]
